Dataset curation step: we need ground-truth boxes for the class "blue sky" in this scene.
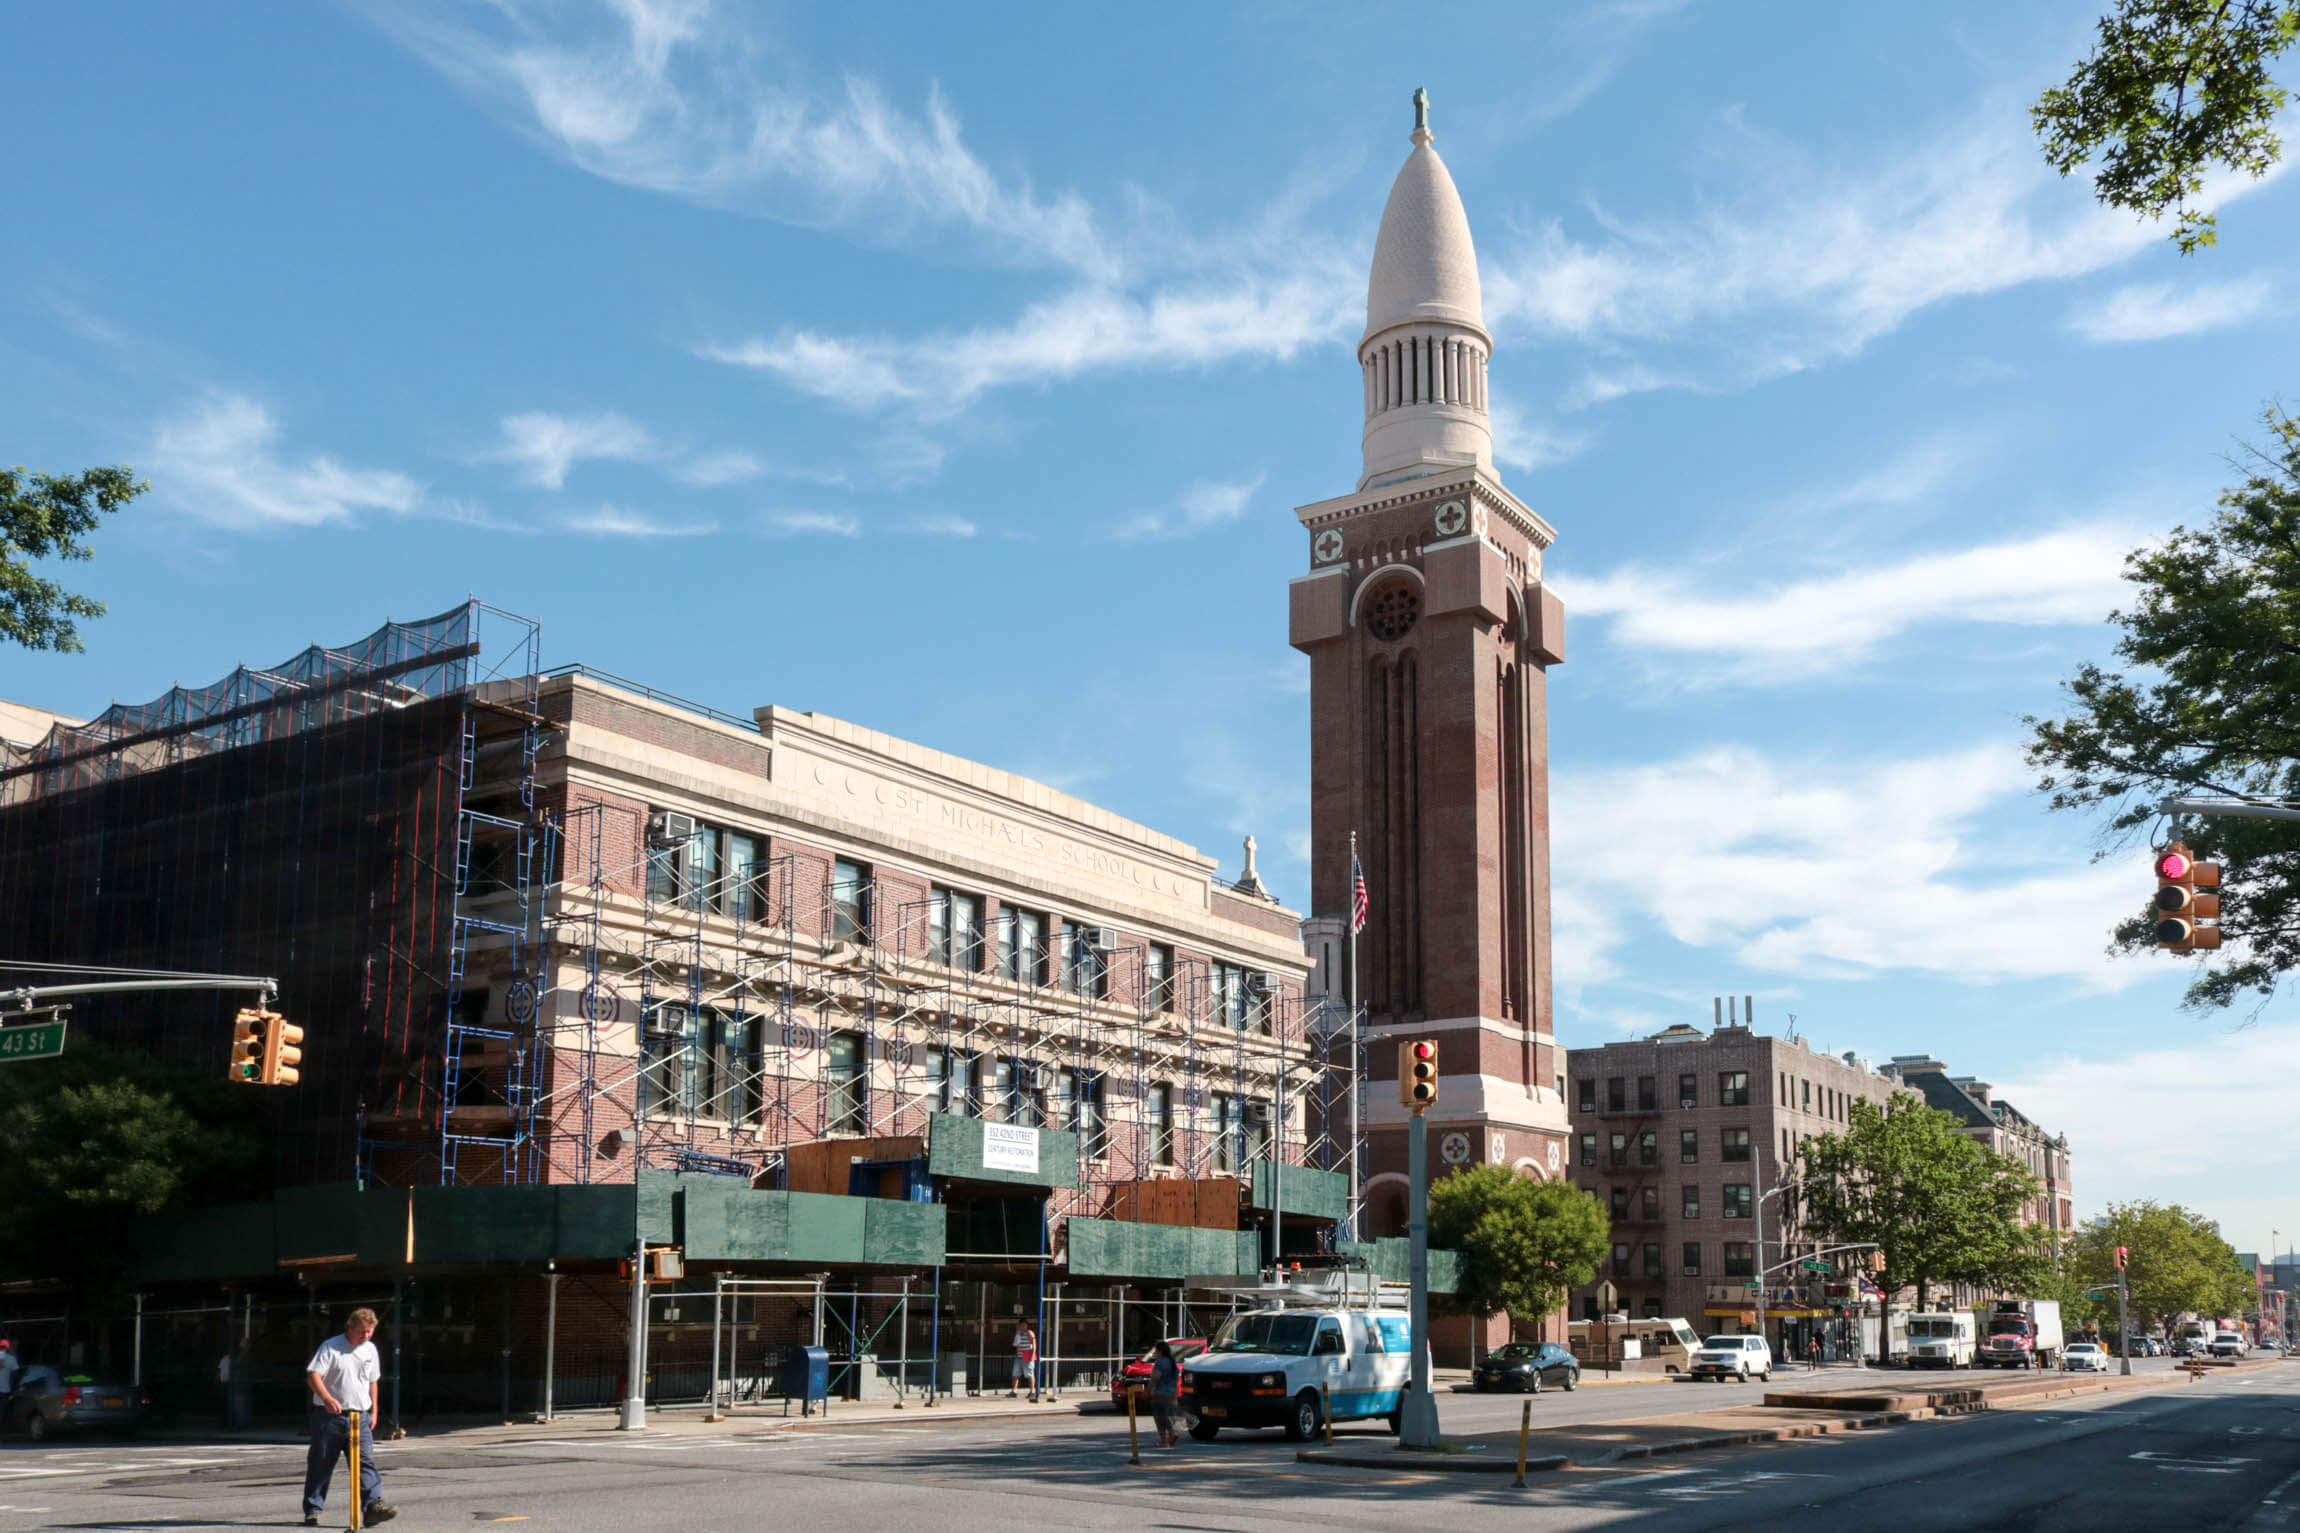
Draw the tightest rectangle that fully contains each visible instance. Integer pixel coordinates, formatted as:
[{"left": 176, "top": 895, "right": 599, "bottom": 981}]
[{"left": 4, "top": 1, "right": 2295, "bottom": 1256}]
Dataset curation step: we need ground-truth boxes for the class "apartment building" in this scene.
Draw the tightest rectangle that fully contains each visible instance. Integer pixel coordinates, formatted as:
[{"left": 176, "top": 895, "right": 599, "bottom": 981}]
[
  {"left": 1563, "top": 1016, "right": 1905, "bottom": 1332},
  {"left": 1886, "top": 1058, "right": 2074, "bottom": 1232}
]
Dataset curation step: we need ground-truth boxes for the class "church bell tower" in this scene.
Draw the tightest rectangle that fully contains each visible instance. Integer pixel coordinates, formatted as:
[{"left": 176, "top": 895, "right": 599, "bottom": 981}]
[{"left": 1291, "top": 90, "right": 1571, "bottom": 1236}]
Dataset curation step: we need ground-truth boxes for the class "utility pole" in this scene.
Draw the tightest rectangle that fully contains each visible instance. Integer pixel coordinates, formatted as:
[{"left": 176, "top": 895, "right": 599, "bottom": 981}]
[{"left": 2118, "top": 1262, "right": 2131, "bottom": 1377}]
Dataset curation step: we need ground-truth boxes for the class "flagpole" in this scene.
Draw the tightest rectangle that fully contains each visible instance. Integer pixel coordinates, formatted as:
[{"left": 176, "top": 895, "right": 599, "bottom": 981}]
[{"left": 1348, "top": 830, "right": 1363, "bottom": 1244}]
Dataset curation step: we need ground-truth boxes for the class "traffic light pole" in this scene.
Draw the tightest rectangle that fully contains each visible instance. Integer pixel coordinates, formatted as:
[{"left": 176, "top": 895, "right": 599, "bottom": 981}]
[
  {"left": 1402, "top": 1105, "right": 1440, "bottom": 1448},
  {"left": 2119, "top": 1266, "right": 2131, "bottom": 1377}
]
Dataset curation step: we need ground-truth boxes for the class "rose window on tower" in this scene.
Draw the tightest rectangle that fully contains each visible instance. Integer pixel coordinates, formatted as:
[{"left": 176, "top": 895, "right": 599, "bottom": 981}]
[{"left": 1365, "top": 582, "right": 1421, "bottom": 642}]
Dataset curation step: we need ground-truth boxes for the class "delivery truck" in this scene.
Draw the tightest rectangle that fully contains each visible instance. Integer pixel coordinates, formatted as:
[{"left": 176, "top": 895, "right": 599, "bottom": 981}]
[{"left": 1978, "top": 1299, "right": 2063, "bottom": 1370}]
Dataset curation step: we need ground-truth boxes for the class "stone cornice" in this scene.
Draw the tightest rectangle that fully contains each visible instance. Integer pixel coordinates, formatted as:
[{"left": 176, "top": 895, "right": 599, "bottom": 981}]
[{"left": 1293, "top": 463, "right": 1556, "bottom": 552}]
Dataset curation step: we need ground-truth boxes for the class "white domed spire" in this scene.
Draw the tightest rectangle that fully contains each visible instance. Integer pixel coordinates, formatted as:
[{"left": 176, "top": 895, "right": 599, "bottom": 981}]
[{"left": 1358, "top": 88, "right": 1493, "bottom": 491}]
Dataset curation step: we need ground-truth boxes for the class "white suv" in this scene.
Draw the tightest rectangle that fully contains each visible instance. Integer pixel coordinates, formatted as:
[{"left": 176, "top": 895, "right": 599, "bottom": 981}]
[{"left": 1688, "top": 1335, "right": 1773, "bottom": 1382}]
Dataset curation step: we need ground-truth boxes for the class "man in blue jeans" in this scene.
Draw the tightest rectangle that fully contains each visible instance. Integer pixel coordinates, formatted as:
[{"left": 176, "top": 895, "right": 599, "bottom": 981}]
[{"left": 303, "top": 1308, "right": 397, "bottom": 1526}]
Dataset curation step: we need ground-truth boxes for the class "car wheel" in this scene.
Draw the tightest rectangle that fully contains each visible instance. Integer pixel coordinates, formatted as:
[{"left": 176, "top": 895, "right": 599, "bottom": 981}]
[
  {"left": 1760, "top": 1368, "right": 1771, "bottom": 1382},
  {"left": 1528, "top": 1372, "right": 1540, "bottom": 1395},
  {"left": 25, "top": 1412, "right": 51, "bottom": 1443},
  {"left": 1563, "top": 1369, "right": 1578, "bottom": 1392},
  {"left": 1188, "top": 1419, "right": 1220, "bottom": 1442},
  {"left": 1737, "top": 1367, "right": 1749, "bottom": 1383},
  {"left": 1284, "top": 1391, "right": 1321, "bottom": 1443}
]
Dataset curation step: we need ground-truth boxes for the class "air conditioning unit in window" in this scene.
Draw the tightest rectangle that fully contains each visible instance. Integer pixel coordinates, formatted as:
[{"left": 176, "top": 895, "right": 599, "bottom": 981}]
[
  {"left": 647, "top": 810, "right": 698, "bottom": 848},
  {"left": 1013, "top": 1063, "right": 1045, "bottom": 1090},
  {"left": 1088, "top": 926, "right": 1120, "bottom": 950},
  {"left": 1246, "top": 970, "right": 1282, "bottom": 993},
  {"left": 641, "top": 1006, "right": 690, "bottom": 1040},
  {"left": 1242, "top": 1100, "right": 1272, "bottom": 1124}
]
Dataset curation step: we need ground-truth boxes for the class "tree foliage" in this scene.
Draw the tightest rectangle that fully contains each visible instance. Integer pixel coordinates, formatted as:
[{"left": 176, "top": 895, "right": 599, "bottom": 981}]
[
  {"left": 0, "top": 463, "right": 146, "bottom": 651},
  {"left": 2035, "top": 0, "right": 2300, "bottom": 252},
  {"left": 0, "top": 1042, "right": 267, "bottom": 1296},
  {"left": 2025, "top": 407, "right": 2300, "bottom": 1010},
  {"left": 1795, "top": 1098, "right": 2041, "bottom": 1307},
  {"left": 1426, "top": 1164, "right": 1609, "bottom": 1330},
  {"left": 2062, "top": 1200, "right": 2255, "bottom": 1331}
]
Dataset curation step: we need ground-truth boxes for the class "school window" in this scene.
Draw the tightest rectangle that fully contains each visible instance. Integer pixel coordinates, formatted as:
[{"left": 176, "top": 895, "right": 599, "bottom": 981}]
[
  {"left": 1681, "top": 1129, "right": 1699, "bottom": 1163},
  {"left": 929, "top": 887, "right": 983, "bottom": 970},
  {"left": 1721, "top": 1127, "right": 1752, "bottom": 1163},
  {"left": 1246, "top": 1098, "right": 1273, "bottom": 1166},
  {"left": 1000, "top": 909, "right": 1046, "bottom": 985},
  {"left": 1210, "top": 1091, "right": 1241, "bottom": 1172},
  {"left": 1723, "top": 1242, "right": 1755, "bottom": 1278},
  {"left": 1642, "top": 1243, "right": 1663, "bottom": 1278},
  {"left": 1149, "top": 1082, "right": 1175, "bottom": 1165},
  {"left": 1719, "top": 1071, "right": 1749, "bottom": 1107},
  {"left": 1638, "top": 1131, "right": 1658, "bottom": 1166},
  {"left": 1640, "top": 1185, "right": 1660, "bottom": 1220},
  {"left": 1682, "top": 1185, "right": 1700, "bottom": 1219},
  {"left": 1579, "top": 1132, "right": 1597, "bottom": 1167},
  {"left": 701, "top": 1009, "right": 758, "bottom": 1124},
  {"left": 925, "top": 1045, "right": 978, "bottom": 1117},
  {"left": 830, "top": 859, "right": 871, "bottom": 943},
  {"left": 1679, "top": 1073, "right": 1697, "bottom": 1109},
  {"left": 647, "top": 815, "right": 722, "bottom": 913},
  {"left": 1210, "top": 962, "right": 1267, "bottom": 1031},
  {"left": 1576, "top": 1079, "right": 1596, "bottom": 1113},
  {"left": 825, "top": 1031, "right": 866, "bottom": 1136},
  {"left": 646, "top": 1005, "right": 696, "bottom": 1117},
  {"left": 1606, "top": 1076, "right": 1626, "bottom": 1112},
  {"left": 1636, "top": 1075, "right": 1656, "bottom": 1111},
  {"left": 1609, "top": 1133, "right": 1628, "bottom": 1167},
  {"left": 728, "top": 832, "right": 767, "bottom": 923},
  {"left": 1722, "top": 1183, "right": 1753, "bottom": 1219},
  {"left": 1146, "top": 944, "right": 1174, "bottom": 1012},
  {"left": 1056, "top": 1068, "right": 1106, "bottom": 1157},
  {"left": 1063, "top": 924, "right": 1108, "bottom": 999},
  {"left": 1682, "top": 1242, "right": 1703, "bottom": 1276}
]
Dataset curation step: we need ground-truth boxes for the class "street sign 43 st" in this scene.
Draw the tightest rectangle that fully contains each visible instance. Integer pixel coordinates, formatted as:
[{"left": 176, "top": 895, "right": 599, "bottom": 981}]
[{"left": 0, "top": 1017, "right": 68, "bottom": 1061}]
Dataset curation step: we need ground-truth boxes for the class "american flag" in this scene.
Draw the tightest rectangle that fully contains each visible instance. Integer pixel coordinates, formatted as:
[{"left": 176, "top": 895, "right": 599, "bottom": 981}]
[{"left": 1349, "top": 850, "right": 1368, "bottom": 935}]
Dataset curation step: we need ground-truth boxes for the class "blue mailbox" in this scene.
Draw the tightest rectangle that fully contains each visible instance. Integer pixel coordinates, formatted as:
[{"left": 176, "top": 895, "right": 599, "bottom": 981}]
[{"left": 781, "top": 1344, "right": 829, "bottom": 1414}]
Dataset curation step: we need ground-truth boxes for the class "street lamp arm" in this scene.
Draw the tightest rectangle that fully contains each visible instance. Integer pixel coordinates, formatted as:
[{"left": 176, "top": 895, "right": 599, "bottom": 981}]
[
  {"left": 0, "top": 974, "right": 279, "bottom": 1009},
  {"left": 1759, "top": 1242, "right": 1880, "bottom": 1281}
]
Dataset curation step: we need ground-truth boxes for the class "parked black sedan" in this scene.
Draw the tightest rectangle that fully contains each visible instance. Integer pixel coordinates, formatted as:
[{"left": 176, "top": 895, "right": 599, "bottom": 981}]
[
  {"left": 4, "top": 1365, "right": 150, "bottom": 1440},
  {"left": 1471, "top": 1342, "right": 1580, "bottom": 1393}
]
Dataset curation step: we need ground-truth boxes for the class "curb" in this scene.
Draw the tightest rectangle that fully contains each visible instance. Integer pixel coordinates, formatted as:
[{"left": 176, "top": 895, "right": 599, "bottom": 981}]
[{"left": 1295, "top": 1447, "right": 1573, "bottom": 1474}]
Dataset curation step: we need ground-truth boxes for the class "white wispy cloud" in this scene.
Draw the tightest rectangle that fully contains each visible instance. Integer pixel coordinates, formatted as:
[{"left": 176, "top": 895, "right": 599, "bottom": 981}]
[
  {"left": 563, "top": 503, "right": 717, "bottom": 537},
  {"left": 702, "top": 267, "right": 1356, "bottom": 417},
  {"left": 2065, "top": 276, "right": 2277, "bottom": 343},
  {"left": 674, "top": 449, "right": 765, "bottom": 487},
  {"left": 911, "top": 513, "right": 977, "bottom": 538},
  {"left": 1553, "top": 525, "right": 2133, "bottom": 684},
  {"left": 148, "top": 394, "right": 422, "bottom": 529},
  {"left": 1553, "top": 742, "right": 2140, "bottom": 989},
  {"left": 364, "top": 0, "right": 1112, "bottom": 278},
  {"left": 1118, "top": 474, "right": 1266, "bottom": 541},
  {"left": 1484, "top": 103, "right": 2292, "bottom": 391},
  {"left": 490, "top": 410, "right": 656, "bottom": 488},
  {"left": 763, "top": 510, "right": 860, "bottom": 537},
  {"left": 1489, "top": 395, "right": 1591, "bottom": 473}
]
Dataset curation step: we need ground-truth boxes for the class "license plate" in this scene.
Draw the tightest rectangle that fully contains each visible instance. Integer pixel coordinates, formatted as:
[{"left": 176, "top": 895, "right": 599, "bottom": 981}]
[
  {"left": 1199, "top": 1406, "right": 1226, "bottom": 1418},
  {"left": 103, "top": 1397, "right": 123, "bottom": 1408}
]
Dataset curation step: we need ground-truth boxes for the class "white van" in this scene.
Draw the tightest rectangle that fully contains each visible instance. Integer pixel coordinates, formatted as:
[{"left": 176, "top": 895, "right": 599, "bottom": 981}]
[
  {"left": 1180, "top": 1305, "right": 1419, "bottom": 1440},
  {"left": 1906, "top": 1311, "right": 1976, "bottom": 1368}
]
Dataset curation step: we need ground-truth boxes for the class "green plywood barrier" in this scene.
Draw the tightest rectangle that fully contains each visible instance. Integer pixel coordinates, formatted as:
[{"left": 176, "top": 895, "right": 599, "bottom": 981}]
[
  {"left": 1064, "top": 1217, "right": 1260, "bottom": 1279},
  {"left": 132, "top": 1201, "right": 275, "bottom": 1282},
  {"left": 1246, "top": 1160, "right": 1347, "bottom": 1220},
  {"left": 785, "top": 1190, "right": 867, "bottom": 1262},
  {"left": 275, "top": 1183, "right": 361, "bottom": 1263},
  {"left": 354, "top": 1188, "right": 413, "bottom": 1269},
  {"left": 413, "top": 1185, "right": 558, "bottom": 1263},
  {"left": 1066, "top": 1217, "right": 1132, "bottom": 1276},
  {"left": 554, "top": 1185, "right": 641, "bottom": 1260},
  {"left": 925, "top": 1112, "right": 1080, "bottom": 1188},
  {"left": 862, "top": 1199, "right": 946, "bottom": 1266}
]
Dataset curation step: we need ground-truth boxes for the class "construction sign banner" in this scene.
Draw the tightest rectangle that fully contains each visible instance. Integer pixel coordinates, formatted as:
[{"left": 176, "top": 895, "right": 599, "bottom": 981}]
[{"left": 982, "top": 1123, "right": 1040, "bottom": 1174}]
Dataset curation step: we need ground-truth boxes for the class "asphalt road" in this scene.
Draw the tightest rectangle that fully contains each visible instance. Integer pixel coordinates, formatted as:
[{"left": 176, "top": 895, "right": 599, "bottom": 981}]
[{"left": 2, "top": 1361, "right": 2290, "bottom": 1531}]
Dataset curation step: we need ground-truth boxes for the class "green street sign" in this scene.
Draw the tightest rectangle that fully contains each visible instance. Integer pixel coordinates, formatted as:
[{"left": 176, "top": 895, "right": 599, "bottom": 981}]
[
  {"left": 1801, "top": 1260, "right": 1832, "bottom": 1273},
  {"left": 1744, "top": 1282, "right": 1761, "bottom": 1292},
  {"left": 0, "top": 1017, "right": 67, "bottom": 1062}
]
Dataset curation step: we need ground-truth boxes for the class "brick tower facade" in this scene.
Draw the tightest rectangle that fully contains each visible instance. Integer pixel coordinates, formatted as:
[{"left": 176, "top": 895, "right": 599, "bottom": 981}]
[{"left": 1290, "top": 92, "right": 1572, "bottom": 1249}]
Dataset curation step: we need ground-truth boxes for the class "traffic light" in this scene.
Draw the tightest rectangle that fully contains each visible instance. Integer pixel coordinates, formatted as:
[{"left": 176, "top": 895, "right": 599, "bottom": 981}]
[
  {"left": 1398, "top": 1038, "right": 1438, "bottom": 1113},
  {"left": 228, "top": 1008, "right": 265, "bottom": 1083},
  {"left": 2115, "top": 1245, "right": 2128, "bottom": 1271},
  {"left": 2153, "top": 844, "right": 2223, "bottom": 951},
  {"left": 1869, "top": 1249, "right": 1886, "bottom": 1275},
  {"left": 260, "top": 1013, "right": 304, "bottom": 1086}
]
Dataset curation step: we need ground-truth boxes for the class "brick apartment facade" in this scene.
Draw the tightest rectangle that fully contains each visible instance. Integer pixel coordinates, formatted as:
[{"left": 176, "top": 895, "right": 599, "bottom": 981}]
[{"left": 1564, "top": 1019, "right": 1906, "bottom": 1338}]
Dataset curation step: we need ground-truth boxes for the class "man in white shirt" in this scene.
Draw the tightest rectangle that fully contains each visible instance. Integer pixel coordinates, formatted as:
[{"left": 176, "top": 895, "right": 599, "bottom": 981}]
[
  {"left": 0, "top": 1339, "right": 18, "bottom": 1405},
  {"left": 301, "top": 1309, "right": 396, "bottom": 1526}
]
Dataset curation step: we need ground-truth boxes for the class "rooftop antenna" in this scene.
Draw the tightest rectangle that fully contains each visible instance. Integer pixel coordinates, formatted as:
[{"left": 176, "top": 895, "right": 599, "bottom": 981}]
[{"left": 1784, "top": 1012, "right": 1800, "bottom": 1043}]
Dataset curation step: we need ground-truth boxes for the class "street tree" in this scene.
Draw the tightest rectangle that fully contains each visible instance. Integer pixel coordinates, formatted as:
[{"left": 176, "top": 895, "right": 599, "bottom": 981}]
[
  {"left": 1795, "top": 1098, "right": 2041, "bottom": 1308},
  {"left": 1426, "top": 1164, "right": 1609, "bottom": 1342},
  {"left": 2065, "top": 1200, "right": 2255, "bottom": 1333},
  {"left": 2035, "top": 0, "right": 2300, "bottom": 252},
  {"left": 0, "top": 463, "right": 147, "bottom": 651},
  {"left": 2025, "top": 407, "right": 2300, "bottom": 1010}
]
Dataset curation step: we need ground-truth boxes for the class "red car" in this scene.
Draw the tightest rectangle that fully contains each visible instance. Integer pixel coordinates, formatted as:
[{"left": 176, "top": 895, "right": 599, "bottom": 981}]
[{"left": 1110, "top": 1338, "right": 1209, "bottom": 1409}]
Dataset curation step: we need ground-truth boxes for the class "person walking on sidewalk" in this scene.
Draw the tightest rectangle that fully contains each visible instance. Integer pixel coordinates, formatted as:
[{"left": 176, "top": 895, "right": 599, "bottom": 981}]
[
  {"left": 1009, "top": 1319, "right": 1039, "bottom": 1401},
  {"left": 1806, "top": 1335, "right": 1821, "bottom": 1372},
  {"left": 303, "top": 1308, "right": 397, "bottom": 1527},
  {"left": 1147, "top": 1340, "right": 1184, "bottom": 1449}
]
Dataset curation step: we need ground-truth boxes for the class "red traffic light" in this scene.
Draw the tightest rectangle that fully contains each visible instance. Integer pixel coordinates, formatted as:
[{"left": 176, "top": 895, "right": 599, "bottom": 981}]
[
  {"left": 2156, "top": 850, "right": 2191, "bottom": 880},
  {"left": 1411, "top": 1041, "right": 1435, "bottom": 1061}
]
